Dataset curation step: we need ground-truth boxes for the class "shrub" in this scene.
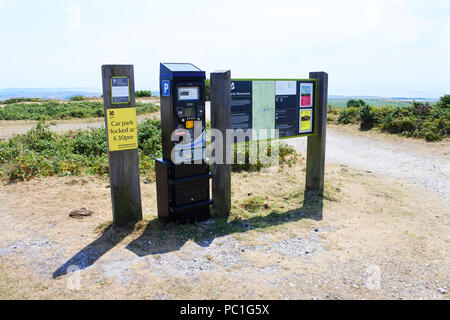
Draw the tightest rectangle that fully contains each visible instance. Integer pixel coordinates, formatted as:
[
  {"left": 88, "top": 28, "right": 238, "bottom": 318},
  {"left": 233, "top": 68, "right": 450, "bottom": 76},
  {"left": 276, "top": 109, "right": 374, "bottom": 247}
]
[
  {"left": 0, "top": 118, "right": 163, "bottom": 182},
  {"left": 436, "top": 95, "right": 450, "bottom": 109},
  {"left": 231, "top": 141, "right": 298, "bottom": 172},
  {"left": 205, "top": 80, "right": 211, "bottom": 101},
  {"left": 69, "top": 96, "right": 86, "bottom": 101},
  {"left": 338, "top": 107, "right": 359, "bottom": 124},
  {"left": 0, "top": 101, "right": 159, "bottom": 120},
  {"left": 359, "top": 105, "right": 374, "bottom": 131},
  {"left": 2, "top": 98, "right": 42, "bottom": 104},
  {"left": 330, "top": 95, "right": 450, "bottom": 141},
  {"left": 135, "top": 90, "right": 152, "bottom": 98},
  {"left": 346, "top": 99, "right": 366, "bottom": 108}
]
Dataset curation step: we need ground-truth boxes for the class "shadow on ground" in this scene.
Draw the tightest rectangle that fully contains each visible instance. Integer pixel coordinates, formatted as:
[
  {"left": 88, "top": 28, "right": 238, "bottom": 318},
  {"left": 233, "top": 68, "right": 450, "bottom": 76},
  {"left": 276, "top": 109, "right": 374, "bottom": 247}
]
[{"left": 53, "top": 191, "right": 323, "bottom": 278}]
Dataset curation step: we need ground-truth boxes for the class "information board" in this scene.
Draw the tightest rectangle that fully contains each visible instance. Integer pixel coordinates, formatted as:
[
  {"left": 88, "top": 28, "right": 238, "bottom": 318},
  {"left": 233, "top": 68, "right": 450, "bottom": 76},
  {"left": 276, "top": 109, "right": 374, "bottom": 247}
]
[
  {"left": 106, "top": 107, "right": 138, "bottom": 151},
  {"left": 230, "top": 79, "right": 317, "bottom": 140},
  {"left": 111, "top": 77, "right": 130, "bottom": 104}
]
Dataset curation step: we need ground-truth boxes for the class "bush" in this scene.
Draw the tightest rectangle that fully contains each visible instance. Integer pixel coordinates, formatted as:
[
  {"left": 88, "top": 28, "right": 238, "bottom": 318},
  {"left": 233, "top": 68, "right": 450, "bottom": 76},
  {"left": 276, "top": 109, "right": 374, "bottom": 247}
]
[
  {"left": 0, "top": 101, "right": 159, "bottom": 120},
  {"left": 0, "top": 119, "right": 163, "bottom": 182},
  {"left": 205, "top": 80, "right": 211, "bottom": 101},
  {"left": 436, "top": 95, "right": 450, "bottom": 109},
  {"left": 2, "top": 98, "right": 42, "bottom": 104},
  {"left": 347, "top": 99, "right": 366, "bottom": 108},
  {"left": 330, "top": 95, "right": 450, "bottom": 141},
  {"left": 359, "top": 105, "right": 374, "bottom": 130},
  {"left": 338, "top": 107, "right": 359, "bottom": 124},
  {"left": 231, "top": 141, "right": 298, "bottom": 172},
  {"left": 69, "top": 96, "right": 86, "bottom": 101},
  {"left": 136, "top": 90, "right": 152, "bottom": 98}
]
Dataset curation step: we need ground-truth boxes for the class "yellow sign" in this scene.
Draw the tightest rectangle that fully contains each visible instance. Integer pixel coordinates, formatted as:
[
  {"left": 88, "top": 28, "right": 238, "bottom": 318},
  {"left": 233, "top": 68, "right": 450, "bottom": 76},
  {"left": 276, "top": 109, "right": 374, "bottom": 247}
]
[
  {"left": 300, "top": 109, "right": 312, "bottom": 133},
  {"left": 106, "top": 107, "right": 138, "bottom": 152}
]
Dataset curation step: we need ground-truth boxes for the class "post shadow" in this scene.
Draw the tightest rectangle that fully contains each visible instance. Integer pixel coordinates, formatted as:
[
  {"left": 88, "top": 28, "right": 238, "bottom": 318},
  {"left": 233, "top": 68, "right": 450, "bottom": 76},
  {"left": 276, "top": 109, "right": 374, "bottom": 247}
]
[
  {"left": 125, "top": 191, "right": 323, "bottom": 257},
  {"left": 53, "top": 192, "right": 323, "bottom": 277},
  {"left": 52, "top": 225, "right": 133, "bottom": 278}
]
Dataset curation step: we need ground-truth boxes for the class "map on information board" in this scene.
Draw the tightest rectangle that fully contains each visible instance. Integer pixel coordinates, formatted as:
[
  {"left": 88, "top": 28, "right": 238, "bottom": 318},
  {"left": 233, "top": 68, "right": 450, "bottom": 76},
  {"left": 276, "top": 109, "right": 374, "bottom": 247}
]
[{"left": 230, "top": 79, "right": 317, "bottom": 140}]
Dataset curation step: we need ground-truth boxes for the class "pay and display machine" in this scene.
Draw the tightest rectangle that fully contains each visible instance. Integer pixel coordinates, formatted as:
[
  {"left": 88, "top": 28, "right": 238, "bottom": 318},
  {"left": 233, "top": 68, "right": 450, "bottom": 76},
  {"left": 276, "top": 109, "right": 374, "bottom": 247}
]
[{"left": 155, "top": 63, "right": 212, "bottom": 222}]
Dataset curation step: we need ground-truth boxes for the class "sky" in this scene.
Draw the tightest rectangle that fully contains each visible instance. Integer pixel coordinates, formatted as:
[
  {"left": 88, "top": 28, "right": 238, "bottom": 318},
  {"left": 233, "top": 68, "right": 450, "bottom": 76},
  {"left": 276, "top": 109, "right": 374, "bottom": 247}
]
[{"left": 0, "top": 0, "right": 449, "bottom": 98}]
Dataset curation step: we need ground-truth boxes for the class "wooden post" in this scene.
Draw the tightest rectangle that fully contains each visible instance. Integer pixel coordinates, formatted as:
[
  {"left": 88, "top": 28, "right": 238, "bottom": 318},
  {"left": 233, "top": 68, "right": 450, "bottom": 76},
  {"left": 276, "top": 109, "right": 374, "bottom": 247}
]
[
  {"left": 101, "top": 65, "right": 142, "bottom": 225},
  {"left": 210, "top": 70, "right": 232, "bottom": 218},
  {"left": 306, "top": 71, "right": 328, "bottom": 194}
]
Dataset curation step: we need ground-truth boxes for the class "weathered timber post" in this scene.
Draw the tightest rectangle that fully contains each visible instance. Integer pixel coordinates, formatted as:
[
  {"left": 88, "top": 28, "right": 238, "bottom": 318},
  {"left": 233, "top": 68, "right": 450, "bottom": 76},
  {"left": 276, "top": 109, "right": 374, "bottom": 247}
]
[
  {"left": 210, "top": 70, "right": 232, "bottom": 218},
  {"left": 101, "top": 65, "right": 143, "bottom": 225},
  {"left": 306, "top": 71, "right": 328, "bottom": 194}
]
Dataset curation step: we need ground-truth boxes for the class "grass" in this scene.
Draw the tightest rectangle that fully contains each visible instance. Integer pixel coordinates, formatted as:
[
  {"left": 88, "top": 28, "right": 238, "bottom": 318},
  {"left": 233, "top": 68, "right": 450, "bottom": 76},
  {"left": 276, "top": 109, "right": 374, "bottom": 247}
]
[
  {"left": 328, "top": 97, "right": 450, "bottom": 141},
  {"left": 0, "top": 119, "right": 162, "bottom": 182},
  {"left": 0, "top": 118, "right": 298, "bottom": 183},
  {"left": 2, "top": 98, "right": 43, "bottom": 104},
  {"left": 329, "top": 98, "right": 419, "bottom": 108},
  {"left": 0, "top": 101, "right": 159, "bottom": 120}
]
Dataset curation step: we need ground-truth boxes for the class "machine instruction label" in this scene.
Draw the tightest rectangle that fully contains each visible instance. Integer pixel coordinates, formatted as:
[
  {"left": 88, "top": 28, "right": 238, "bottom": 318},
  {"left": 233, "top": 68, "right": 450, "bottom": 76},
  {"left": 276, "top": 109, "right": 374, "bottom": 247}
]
[
  {"left": 111, "top": 77, "right": 130, "bottom": 104},
  {"left": 106, "top": 107, "right": 138, "bottom": 151}
]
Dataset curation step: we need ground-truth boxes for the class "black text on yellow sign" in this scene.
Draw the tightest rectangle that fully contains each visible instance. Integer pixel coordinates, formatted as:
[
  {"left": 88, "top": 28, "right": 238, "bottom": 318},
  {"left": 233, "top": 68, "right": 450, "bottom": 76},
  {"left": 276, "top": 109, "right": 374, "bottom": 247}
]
[{"left": 106, "top": 107, "right": 138, "bottom": 152}]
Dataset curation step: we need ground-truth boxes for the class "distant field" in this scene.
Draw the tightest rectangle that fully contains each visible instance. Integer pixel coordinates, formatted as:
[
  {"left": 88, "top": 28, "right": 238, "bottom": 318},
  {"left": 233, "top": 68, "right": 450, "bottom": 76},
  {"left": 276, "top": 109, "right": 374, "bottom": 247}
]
[{"left": 328, "top": 98, "right": 415, "bottom": 108}]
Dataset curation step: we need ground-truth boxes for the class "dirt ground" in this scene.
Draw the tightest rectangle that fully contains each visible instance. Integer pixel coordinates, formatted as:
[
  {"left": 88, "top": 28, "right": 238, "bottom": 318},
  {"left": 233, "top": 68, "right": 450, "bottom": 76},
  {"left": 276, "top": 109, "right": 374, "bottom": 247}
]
[{"left": 0, "top": 155, "right": 448, "bottom": 299}]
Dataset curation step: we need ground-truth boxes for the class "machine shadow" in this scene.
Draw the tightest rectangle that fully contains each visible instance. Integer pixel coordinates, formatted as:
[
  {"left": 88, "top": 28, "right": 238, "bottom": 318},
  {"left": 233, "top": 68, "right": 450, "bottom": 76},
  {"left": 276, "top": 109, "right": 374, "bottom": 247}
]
[
  {"left": 53, "top": 191, "right": 323, "bottom": 277},
  {"left": 126, "top": 190, "right": 323, "bottom": 257}
]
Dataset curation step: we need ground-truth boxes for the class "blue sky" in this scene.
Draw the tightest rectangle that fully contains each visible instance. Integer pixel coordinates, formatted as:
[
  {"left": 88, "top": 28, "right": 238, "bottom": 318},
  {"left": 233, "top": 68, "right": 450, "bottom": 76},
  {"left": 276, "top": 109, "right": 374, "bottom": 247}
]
[{"left": 0, "top": 0, "right": 449, "bottom": 97}]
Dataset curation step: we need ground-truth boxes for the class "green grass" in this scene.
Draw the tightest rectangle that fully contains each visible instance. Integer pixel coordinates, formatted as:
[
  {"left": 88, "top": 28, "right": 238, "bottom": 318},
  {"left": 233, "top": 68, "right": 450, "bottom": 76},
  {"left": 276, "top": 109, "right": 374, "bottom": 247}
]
[
  {"left": 2, "top": 98, "right": 43, "bottom": 104},
  {"left": 0, "top": 119, "right": 162, "bottom": 182},
  {"left": 0, "top": 118, "right": 299, "bottom": 183},
  {"left": 0, "top": 101, "right": 159, "bottom": 120},
  {"left": 329, "top": 98, "right": 418, "bottom": 108},
  {"left": 135, "top": 90, "right": 152, "bottom": 98},
  {"left": 328, "top": 99, "right": 450, "bottom": 141}
]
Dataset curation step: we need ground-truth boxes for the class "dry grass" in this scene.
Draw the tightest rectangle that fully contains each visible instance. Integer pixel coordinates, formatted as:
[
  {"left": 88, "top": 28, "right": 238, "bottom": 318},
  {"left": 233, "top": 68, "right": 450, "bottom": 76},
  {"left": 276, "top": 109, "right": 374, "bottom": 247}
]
[{"left": 0, "top": 158, "right": 448, "bottom": 299}]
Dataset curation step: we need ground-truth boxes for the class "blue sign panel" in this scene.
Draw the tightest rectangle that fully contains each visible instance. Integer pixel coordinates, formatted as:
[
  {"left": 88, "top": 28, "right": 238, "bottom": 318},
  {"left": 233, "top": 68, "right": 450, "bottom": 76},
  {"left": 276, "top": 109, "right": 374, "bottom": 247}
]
[{"left": 162, "top": 80, "right": 170, "bottom": 97}]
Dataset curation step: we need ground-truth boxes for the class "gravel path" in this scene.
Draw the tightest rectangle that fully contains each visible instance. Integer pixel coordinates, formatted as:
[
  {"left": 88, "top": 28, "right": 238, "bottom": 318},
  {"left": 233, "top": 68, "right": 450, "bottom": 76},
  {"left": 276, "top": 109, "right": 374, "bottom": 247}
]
[{"left": 284, "top": 129, "right": 450, "bottom": 203}]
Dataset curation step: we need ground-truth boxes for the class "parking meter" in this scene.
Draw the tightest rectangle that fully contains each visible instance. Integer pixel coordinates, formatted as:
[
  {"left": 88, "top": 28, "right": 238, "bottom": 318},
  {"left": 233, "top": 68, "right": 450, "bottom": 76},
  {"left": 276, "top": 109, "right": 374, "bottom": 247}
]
[{"left": 155, "top": 63, "right": 211, "bottom": 222}]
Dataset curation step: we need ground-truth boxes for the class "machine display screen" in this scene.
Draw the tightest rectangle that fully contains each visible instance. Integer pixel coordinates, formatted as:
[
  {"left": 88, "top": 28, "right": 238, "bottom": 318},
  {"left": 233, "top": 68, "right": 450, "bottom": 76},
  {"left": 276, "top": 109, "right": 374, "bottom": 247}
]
[
  {"left": 184, "top": 107, "right": 196, "bottom": 117},
  {"left": 178, "top": 87, "right": 199, "bottom": 101}
]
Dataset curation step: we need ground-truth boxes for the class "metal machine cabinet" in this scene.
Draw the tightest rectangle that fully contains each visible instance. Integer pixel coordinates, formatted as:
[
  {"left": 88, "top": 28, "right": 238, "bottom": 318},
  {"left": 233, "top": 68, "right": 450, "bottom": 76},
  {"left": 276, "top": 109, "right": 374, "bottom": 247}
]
[{"left": 156, "top": 63, "right": 212, "bottom": 222}]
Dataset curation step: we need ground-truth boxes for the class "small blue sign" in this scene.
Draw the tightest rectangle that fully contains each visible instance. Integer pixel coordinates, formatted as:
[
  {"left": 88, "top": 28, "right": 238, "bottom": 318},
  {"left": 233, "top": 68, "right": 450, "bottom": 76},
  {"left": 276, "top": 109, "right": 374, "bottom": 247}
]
[{"left": 162, "top": 80, "right": 170, "bottom": 97}]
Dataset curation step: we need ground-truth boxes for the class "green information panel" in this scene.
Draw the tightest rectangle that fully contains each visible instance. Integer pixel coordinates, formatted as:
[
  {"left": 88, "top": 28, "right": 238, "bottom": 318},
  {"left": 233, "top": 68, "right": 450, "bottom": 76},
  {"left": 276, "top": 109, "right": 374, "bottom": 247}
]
[{"left": 230, "top": 79, "right": 318, "bottom": 141}]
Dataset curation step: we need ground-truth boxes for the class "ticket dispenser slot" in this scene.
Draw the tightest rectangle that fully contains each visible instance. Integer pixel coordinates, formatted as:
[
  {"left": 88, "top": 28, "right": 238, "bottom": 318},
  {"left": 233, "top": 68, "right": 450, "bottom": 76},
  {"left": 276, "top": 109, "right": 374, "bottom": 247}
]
[{"left": 156, "top": 63, "right": 211, "bottom": 222}]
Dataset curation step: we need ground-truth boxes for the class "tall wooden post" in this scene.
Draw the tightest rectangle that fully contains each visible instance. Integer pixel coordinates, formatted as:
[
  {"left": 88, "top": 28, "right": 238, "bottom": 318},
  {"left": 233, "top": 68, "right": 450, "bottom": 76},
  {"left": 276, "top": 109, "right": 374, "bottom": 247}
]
[
  {"left": 306, "top": 71, "right": 328, "bottom": 194},
  {"left": 101, "top": 65, "right": 142, "bottom": 225},
  {"left": 210, "top": 70, "right": 232, "bottom": 218}
]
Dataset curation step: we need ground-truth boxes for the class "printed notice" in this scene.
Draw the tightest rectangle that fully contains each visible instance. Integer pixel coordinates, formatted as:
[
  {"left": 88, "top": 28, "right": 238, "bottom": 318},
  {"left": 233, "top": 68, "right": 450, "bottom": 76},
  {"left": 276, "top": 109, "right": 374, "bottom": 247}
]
[
  {"left": 106, "top": 108, "right": 138, "bottom": 151},
  {"left": 276, "top": 81, "right": 296, "bottom": 95},
  {"left": 300, "top": 83, "right": 313, "bottom": 108},
  {"left": 111, "top": 77, "right": 129, "bottom": 104},
  {"left": 252, "top": 81, "right": 276, "bottom": 139},
  {"left": 299, "top": 109, "right": 312, "bottom": 133}
]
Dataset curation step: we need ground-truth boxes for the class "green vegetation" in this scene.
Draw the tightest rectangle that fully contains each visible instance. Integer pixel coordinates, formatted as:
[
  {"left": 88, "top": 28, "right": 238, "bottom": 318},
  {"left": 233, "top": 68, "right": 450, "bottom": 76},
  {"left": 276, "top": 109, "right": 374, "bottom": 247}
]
[
  {"left": 2, "top": 98, "right": 43, "bottom": 104},
  {"left": 0, "top": 119, "right": 162, "bottom": 182},
  {"left": 69, "top": 96, "right": 86, "bottom": 101},
  {"left": 0, "top": 101, "right": 159, "bottom": 120},
  {"left": 0, "top": 119, "right": 299, "bottom": 182},
  {"left": 231, "top": 141, "right": 299, "bottom": 173},
  {"left": 346, "top": 99, "right": 366, "bottom": 108},
  {"left": 330, "top": 95, "right": 450, "bottom": 141},
  {"left": 205, "top": 79, "right": 210, "bottom": 101},
  {"left": 329, "top": 98, "right": 415, "bottom": 108},
  {"left": 135, "top": 90, "right": 152, "bottom": 98}
]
